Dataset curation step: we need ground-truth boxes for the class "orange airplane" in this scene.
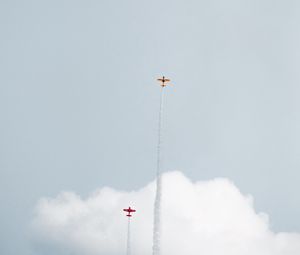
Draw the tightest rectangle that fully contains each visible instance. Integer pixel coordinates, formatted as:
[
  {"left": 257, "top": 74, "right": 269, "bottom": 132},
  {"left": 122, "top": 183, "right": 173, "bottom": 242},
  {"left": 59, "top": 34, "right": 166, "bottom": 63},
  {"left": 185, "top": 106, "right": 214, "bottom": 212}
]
[{"left": 157, "top": 76, "right": 171, "bottom": 87}]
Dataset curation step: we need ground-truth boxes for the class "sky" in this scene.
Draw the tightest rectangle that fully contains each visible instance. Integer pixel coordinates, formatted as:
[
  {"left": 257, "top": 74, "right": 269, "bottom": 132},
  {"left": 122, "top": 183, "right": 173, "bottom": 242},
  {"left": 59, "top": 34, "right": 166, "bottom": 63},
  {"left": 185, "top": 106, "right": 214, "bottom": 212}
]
[{"left": 1, "top": 1, "right": 300, "bottom": 255}]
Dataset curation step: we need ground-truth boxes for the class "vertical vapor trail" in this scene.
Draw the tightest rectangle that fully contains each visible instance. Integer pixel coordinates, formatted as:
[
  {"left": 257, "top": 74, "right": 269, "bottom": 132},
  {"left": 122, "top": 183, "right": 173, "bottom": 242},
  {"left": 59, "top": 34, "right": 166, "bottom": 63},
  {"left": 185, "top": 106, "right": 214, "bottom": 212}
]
[
  {"left": 127, "top": 217, "right": 131, "bottom": 255},
  {"left": 152, "top": 86, "right": 165, "bottom": 255}
]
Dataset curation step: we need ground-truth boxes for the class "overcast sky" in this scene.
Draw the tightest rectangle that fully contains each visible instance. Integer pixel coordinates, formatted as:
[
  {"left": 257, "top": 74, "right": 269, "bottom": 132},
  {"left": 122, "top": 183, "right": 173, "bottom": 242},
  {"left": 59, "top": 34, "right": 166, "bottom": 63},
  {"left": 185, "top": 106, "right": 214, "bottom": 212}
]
[{"left": 1, "top": 1, "right": 300, "bottom": 255}]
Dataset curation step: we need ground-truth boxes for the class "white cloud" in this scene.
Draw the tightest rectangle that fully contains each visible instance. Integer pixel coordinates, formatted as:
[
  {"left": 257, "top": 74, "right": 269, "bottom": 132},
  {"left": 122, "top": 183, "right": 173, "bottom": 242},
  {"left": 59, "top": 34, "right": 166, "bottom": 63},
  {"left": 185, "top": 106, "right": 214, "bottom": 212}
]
[{"left": 32, "top": 171, "right": 300, "bottom": 255}]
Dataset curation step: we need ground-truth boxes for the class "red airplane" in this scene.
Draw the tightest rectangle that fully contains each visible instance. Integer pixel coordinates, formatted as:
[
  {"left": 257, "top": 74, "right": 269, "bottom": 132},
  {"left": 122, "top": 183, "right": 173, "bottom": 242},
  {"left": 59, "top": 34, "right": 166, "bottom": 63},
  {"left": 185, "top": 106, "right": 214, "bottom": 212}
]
[
  {"left": 123, "top": 207, "right": 136, "bottom": 217},
  {"left": 157, "top": 76, "right": 171, "bottom": 87}
]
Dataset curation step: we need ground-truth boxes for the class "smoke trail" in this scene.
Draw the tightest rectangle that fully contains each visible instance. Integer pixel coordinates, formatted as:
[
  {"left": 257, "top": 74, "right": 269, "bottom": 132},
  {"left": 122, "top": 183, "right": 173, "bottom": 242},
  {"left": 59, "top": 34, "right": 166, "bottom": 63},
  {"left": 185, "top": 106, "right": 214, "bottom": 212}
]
[
  {"left": 152, "top": 86, "right": 165, "bottom": 255},
  {"left": 127, "top": 217, "right": 131, "bottom": 255}
]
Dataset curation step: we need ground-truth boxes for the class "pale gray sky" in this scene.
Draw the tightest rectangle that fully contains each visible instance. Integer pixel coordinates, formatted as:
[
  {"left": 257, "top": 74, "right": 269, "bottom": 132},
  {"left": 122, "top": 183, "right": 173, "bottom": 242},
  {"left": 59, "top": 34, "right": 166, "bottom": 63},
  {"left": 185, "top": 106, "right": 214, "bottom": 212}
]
[{"left": 1, "top": 1, "right": 300, "bottom": 254}]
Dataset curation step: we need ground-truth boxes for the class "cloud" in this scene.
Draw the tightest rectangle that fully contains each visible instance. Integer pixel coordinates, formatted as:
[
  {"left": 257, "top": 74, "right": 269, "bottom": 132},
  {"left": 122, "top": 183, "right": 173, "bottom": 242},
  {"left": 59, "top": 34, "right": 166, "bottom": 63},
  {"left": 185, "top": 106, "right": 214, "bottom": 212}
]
[{"left": 32, "top": 171, "right": 300, "bottom": 255}]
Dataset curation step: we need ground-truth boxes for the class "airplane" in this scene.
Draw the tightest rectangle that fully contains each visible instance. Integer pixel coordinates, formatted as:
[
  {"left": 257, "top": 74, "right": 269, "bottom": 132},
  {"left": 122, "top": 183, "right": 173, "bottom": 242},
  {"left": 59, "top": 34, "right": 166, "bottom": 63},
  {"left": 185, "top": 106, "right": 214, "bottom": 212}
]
[
  {"left": 157, "top": 76, "right": 171, "bottom": 87},
  {"left": 123, "top": 206, "right": 136, "bottom": 217}
]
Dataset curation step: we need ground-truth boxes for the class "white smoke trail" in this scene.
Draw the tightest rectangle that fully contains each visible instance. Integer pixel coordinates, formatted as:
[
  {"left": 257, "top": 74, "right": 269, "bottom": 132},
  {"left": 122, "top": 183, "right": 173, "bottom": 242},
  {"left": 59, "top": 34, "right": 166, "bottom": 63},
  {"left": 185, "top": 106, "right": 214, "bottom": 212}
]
[
  {"left": 152, "top": 86, "right": 165, "bottom": 255},
  {"left": 127, "top": 217, "right": 131, "bottom": 255}
]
